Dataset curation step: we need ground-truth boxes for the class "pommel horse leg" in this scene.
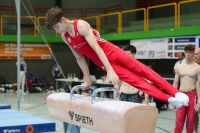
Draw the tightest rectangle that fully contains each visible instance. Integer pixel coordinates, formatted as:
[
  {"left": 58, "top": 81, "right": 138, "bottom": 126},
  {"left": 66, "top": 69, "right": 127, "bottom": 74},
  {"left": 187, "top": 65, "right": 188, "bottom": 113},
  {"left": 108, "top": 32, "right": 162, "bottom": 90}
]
[
  {"left": 63, "top": 122, "right": 80, "bottom": 133},
  {"left": 47, "top": 85, "right": 158, "bottom": 133}
]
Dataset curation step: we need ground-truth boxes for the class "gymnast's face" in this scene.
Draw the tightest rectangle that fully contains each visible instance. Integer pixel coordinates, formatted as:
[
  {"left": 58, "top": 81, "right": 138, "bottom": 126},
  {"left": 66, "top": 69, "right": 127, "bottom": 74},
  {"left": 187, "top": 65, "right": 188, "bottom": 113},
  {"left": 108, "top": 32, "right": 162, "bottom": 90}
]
[
  {"left": 184, "top": 50, "right": 194, "bottom": 60},
  {"left": 53, "top": 17, "right": 67, "bottom": 34}
]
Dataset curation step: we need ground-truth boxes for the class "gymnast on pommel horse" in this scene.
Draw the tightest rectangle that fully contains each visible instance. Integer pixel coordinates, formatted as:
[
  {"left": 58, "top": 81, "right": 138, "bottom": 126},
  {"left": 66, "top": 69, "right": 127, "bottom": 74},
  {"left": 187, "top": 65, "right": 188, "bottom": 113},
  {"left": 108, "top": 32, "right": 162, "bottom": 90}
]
[{"left": 45, "top": 7, "right": 189, "bottom": 108}]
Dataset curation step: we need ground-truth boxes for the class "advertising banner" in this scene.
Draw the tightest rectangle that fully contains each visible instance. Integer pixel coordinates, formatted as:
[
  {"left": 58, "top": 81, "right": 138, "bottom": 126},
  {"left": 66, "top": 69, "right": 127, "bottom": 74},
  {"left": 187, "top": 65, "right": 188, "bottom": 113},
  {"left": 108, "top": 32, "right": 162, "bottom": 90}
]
[
  {"left": 0, "top": 43, "right": 52, "bottom": 60},
  {"left": 130, "top": 36, "right": 199, "bottom": 59}
]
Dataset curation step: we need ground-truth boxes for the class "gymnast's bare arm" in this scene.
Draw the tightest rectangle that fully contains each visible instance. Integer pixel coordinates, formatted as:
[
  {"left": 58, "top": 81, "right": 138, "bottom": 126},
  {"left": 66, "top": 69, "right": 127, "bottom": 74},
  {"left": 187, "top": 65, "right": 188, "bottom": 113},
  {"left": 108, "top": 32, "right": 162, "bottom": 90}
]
[
  {"left": 23, "top": 59, "right": 27, "bottom": 68},
  {"left": 173, "top": 66, "right": 180, "bottom": 89},
  {"left": 197, "top": 74, "right": 200, "bottom": 100},
  {"left": 77, "top": 20, "right": 119, "bottom": 86},
  {"left": 195, "top": 66, "right": 200, "bottom": 111},
  {"left": 113, "top": 82, "right": 121, "bottom": 99},
  {"left": 61, "top": 35, "right": 92, "bottom": 89},
  {"left": 52, "top": 66, "right": 55, "bottom": 77},
  {"left": 58, "top": 65, "right": 62, "bottom": 77}
]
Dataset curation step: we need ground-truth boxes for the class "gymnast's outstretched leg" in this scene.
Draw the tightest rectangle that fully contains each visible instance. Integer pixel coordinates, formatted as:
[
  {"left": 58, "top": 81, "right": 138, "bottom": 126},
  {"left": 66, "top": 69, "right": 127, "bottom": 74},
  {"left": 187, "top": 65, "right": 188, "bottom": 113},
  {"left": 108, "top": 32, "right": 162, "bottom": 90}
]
[
  {"left": 112, "top": 64, "right": 184, "bottom": 108},
  {"left": 110, "top": 48, "right": 188, "bottom": 106}
]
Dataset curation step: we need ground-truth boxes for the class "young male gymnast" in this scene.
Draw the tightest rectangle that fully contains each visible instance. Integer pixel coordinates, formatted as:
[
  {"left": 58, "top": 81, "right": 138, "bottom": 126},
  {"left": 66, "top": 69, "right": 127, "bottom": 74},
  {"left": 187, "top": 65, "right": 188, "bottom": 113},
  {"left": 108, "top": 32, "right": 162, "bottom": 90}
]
[
  {"left": 45, "top": 7, "right": 189, "bottom": 108},
  {"left": 173, "top": 44, "right": 200, "bottom": 133}
]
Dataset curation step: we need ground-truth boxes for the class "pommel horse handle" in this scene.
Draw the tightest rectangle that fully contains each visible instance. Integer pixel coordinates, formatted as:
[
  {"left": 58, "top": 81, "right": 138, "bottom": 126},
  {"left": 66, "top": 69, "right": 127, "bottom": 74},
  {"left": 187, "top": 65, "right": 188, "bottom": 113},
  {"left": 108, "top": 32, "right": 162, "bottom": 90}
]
[
  {"left": 91, "top": 87, "right": 120, "bottom": 104},
  {"left": 70, "top": 85, "right": 97, "bottom": 100}
]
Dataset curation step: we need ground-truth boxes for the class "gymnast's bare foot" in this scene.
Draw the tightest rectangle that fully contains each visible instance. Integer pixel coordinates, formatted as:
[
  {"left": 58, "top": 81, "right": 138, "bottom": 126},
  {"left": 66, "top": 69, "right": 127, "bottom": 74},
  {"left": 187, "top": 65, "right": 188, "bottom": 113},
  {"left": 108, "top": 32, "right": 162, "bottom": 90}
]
[
  {"left": 168, "top": 97, "right": 184, "bottom": 108},
  {"left": 175, "top": 92, "right": 189, "bottom": 106}
]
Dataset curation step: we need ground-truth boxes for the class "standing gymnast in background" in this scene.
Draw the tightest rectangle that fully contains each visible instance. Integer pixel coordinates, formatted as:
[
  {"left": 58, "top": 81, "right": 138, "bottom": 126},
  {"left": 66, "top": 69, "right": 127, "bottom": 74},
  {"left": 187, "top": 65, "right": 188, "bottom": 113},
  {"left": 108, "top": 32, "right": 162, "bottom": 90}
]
[
  {"left": 173, "top": 44, "right": 200, "bottom": 133},
  {"left": 16, "top": 55, "right": 27, "bottom": 94},
  {"left": 45, "top": 6, "right": 189, "bottom": 108}
]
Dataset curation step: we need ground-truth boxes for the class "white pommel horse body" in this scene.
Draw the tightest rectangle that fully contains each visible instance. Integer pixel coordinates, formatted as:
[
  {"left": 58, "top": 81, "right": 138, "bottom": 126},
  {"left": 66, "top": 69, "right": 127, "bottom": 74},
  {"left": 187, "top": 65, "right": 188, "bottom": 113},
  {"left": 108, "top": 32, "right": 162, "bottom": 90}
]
[{"left": 47, "top": 85, "right": 158, "bottom": 133}]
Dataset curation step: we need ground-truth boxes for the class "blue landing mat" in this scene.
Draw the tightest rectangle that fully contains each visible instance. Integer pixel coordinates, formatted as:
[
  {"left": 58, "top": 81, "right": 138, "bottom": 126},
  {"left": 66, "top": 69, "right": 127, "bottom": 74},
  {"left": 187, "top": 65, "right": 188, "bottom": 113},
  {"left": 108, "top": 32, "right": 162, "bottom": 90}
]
[
  {"left": 0, "top": 109, "right": 55, "bottom": 133},
  {"left": 0, "top": 103, "right": 11, "bottom": 109}
]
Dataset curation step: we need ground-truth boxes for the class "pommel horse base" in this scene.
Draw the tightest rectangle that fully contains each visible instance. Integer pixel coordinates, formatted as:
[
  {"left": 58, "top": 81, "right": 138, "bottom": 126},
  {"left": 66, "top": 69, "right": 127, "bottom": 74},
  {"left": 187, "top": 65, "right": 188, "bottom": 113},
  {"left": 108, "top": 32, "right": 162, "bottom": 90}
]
[{"left": 47, "top": 85, "right": 158, "bottom": 133}]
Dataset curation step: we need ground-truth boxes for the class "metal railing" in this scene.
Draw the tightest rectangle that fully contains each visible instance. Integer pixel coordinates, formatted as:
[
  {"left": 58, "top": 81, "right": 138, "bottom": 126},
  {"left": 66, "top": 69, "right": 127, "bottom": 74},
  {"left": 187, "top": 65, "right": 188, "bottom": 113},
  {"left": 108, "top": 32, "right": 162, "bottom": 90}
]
[
  {"left": 0, "top": 6, "right": 15, "bottom": 24},
  {"left": 37, "top": 16, "right": 57, "bottom": 36},
  {"left": 147, "top": 2, "right": 177, "bottom": 31},
  {"left": 0, "top": 15, "right": 37, "bottom": 35},
  {"left": 178, "top": 0, "right": 199, "bottom": 28},
  {"left": 121, "top": 8, "right": 146, "bottom": 31},
  {"left": 0, "top": 1, "right": 199, "bottom": 35},
  {"left": 99, "top": 12, "right": 122, "bottom": 33},
  {"left": 37, "top": 16, "right": 46, "bottom": 36},
  {"left": 81, "top": 16, "right": 99, "bottom": 31}
]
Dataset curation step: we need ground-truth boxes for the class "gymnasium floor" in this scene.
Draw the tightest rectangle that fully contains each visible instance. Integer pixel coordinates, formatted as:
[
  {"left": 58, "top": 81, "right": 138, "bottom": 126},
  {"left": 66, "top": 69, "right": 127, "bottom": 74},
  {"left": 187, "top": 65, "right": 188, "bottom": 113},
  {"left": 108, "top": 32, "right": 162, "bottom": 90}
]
[{"left": 0, "top": 91, "right": 199, "bottom": 133}]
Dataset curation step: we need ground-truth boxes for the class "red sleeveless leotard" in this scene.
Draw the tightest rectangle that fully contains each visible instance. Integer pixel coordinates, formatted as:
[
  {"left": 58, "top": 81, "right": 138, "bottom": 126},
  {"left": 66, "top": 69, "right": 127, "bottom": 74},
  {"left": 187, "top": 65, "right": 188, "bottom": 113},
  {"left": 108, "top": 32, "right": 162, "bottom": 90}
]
[{"left": 64, "top": 19, "right": 115, "bottom": 71}]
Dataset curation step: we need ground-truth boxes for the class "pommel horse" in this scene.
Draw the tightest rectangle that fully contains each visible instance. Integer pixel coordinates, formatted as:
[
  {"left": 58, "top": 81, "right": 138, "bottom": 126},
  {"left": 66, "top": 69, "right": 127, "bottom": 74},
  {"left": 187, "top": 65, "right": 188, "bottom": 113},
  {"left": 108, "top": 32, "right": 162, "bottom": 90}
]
[{"left": 47, "top": 85, "right": 158, "bottom": 133}]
